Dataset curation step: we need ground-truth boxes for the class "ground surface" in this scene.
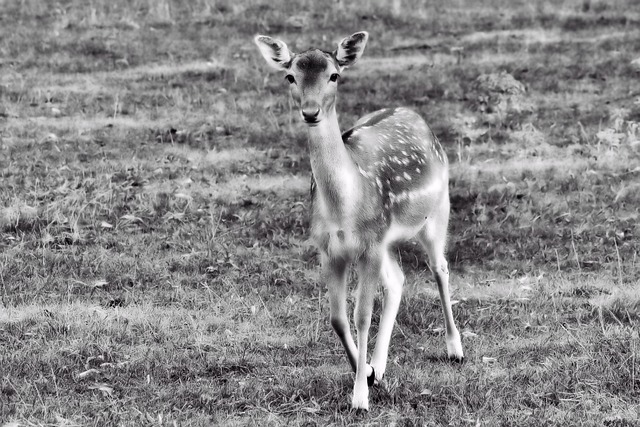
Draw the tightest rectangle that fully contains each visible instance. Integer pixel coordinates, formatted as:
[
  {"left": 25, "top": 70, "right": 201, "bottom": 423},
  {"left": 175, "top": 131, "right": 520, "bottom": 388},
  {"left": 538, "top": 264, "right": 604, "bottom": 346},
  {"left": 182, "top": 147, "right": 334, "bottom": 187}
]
[{"left": 1, "top": 0, "right": 640, "bottom": 425}]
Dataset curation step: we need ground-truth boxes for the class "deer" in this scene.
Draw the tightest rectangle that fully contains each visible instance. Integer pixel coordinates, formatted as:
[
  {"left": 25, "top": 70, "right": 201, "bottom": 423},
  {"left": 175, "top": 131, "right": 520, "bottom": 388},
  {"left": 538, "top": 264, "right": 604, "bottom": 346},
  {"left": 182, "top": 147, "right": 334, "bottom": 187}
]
[{"left": 254, "top": 31, "right": 463, "bottom": 411}]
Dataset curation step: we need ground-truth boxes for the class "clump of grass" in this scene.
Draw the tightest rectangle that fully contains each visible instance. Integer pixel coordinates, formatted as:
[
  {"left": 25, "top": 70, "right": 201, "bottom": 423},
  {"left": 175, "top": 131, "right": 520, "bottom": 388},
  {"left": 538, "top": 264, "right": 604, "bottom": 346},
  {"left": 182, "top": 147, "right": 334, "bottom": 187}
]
[
  {"left": 0, "top": 200, "right": 39, "bottom": 232},
  {"left": 593, "top": 289, "right": 640, "bottom": 324}
]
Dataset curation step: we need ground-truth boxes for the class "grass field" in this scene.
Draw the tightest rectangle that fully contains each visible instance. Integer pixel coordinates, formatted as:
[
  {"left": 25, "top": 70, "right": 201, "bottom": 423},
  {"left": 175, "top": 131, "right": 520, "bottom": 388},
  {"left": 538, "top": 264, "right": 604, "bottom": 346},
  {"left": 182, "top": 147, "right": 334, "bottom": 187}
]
[{"left": 1, "top": 0, "right": 640, "bottom": 425}]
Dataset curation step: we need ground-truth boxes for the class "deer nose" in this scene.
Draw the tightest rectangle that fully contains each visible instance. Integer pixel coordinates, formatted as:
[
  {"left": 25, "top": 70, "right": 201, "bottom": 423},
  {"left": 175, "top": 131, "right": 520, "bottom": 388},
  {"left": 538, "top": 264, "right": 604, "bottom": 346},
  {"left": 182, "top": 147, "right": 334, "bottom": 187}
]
[{"left": 301, "top": 102, "right": 320, "bottom": 122}]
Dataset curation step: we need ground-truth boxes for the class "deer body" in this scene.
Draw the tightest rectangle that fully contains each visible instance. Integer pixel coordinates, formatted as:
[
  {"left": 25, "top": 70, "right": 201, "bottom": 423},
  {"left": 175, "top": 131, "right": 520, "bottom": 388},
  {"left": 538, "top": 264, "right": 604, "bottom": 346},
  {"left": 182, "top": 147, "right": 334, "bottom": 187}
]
[
  {"left": 255, "top": 32, "right": 463, "bottom": 411},
  {"left": 311, "top": 107, "right": 448, "bottom": 257}
]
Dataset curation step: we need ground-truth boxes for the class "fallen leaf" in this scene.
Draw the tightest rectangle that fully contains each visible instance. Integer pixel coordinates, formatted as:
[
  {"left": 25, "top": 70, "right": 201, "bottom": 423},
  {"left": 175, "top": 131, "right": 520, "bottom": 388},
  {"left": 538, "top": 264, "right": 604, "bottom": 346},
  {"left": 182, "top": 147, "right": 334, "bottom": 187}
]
[
  {"left": 88, "top": 383, "right": 114, "bottom": 397},
  {"left": 42, "top": 133, "right": 59, "bottom": 143},
  {"left": 77, "top": 368, "right": 100, "bottom": 379},
  {"left": 93, "top": 280, "right": 107, "bottom": 288},
  {"left": 120, "top": 214, "right": 144, "bottom": 223}
]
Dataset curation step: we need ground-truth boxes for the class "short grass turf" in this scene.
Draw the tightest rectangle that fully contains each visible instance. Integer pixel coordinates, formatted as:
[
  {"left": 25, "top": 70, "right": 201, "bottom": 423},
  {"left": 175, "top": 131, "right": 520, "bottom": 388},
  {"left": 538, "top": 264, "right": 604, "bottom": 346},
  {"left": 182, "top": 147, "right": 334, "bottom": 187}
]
[{"left": 1, "top": 0, "right": 640, "bottom": 425}]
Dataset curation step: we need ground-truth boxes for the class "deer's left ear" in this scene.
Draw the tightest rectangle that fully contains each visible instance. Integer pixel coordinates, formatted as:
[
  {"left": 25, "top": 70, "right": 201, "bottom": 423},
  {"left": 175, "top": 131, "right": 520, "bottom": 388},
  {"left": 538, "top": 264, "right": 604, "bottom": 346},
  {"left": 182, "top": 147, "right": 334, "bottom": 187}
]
[
  {"left": 334, "top": 31, "right": 369, "bottom": 69},
  {"left": 254, "top": 35, "right": 293, "bottom": 71}
]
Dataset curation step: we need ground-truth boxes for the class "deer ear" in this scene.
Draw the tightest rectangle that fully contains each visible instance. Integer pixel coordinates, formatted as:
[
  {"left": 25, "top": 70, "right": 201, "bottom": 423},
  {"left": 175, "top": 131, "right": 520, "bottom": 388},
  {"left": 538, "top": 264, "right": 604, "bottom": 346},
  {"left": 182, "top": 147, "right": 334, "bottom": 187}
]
[
  {"left": 334, "top": 31, "right": 369, "bottom": 68},
  {"left": 254, "top": 35, "right": 293, "bottom": 70}
]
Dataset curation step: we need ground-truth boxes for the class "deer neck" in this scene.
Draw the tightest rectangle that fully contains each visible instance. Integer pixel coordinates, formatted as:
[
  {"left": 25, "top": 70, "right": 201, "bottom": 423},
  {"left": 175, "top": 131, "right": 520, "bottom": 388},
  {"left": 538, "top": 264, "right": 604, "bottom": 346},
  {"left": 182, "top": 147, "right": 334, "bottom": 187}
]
[{"left": 307, "top": 109, "right": 359, "bottom": 221}]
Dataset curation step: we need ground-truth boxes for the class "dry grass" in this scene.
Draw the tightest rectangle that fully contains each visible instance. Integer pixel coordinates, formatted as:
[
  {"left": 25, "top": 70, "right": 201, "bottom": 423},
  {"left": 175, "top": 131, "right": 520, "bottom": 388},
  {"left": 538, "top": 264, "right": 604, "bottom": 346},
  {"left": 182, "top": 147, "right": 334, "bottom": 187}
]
[{"left": 1, "top": 0, "right": 640, "bottom": 425}]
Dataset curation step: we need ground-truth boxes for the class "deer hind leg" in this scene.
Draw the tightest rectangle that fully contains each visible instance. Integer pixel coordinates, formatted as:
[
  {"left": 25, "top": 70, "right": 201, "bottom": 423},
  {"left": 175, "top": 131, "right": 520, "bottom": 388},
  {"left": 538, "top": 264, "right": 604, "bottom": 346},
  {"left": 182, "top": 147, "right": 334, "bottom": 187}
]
[
  {"left": 417, "top": 199, "right": 464, "bottom": 362},
  {"left": 369, "top": 250, "right": 404, "bottom": 385},
  {"left": 323, "top": 253, "right": 359, "bottom": 371},
  {"left": 351, "top": 251, "right": 381, "bottom": 411}
]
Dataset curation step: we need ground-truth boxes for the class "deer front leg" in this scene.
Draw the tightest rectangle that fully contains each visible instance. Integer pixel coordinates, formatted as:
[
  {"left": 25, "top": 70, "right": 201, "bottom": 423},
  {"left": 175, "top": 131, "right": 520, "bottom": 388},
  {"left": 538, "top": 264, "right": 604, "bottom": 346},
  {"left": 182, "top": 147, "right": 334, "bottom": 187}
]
[
  {"left": 351, "top": 253, "right": 381, "bottom": 411},
  {"left": 323, "top": 254, "right": 359, "bottom": 371},
  {"left": 369, "top": 251, "right": 404, "bottom": 384}
]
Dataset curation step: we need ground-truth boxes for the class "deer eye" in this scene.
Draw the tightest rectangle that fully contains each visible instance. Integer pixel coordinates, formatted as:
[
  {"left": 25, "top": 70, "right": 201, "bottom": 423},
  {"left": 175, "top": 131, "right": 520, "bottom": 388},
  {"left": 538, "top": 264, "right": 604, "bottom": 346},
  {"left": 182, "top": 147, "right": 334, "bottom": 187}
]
[
  {"left": 329, "top": 73, "right": 340, "bottom": 82},
  {"left": 285, "top": 75, "right": 296, "bottom": 84}
]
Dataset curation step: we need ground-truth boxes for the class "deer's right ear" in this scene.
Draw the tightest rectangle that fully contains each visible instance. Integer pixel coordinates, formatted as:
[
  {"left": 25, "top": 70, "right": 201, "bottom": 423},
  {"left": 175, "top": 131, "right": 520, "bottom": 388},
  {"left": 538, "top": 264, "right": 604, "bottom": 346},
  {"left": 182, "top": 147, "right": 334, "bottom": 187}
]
[{"left": 254, "top": 35, "right": 293, "bottom": 71}]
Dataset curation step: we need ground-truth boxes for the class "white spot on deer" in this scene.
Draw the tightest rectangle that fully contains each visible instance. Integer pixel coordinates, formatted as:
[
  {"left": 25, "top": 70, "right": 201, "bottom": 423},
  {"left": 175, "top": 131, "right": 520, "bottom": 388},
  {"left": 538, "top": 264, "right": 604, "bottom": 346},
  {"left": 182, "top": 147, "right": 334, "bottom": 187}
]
[
  {"left": 391, "top": 191, "right": 410, "bottom": 204},
  {"left": 403, "top": 172, "right": 411, "bottom": 180}
]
